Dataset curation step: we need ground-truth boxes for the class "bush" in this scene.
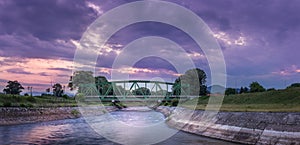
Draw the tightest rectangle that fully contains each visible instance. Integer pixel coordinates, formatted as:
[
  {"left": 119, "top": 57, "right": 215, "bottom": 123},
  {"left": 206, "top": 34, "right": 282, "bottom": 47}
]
[
  {"left": 20, "top": 103, "right": 26, "bottom": 107},
  {"left": 20, "top": 103, "right": 33, "bottom": 108},
  {"left": 71, "top": 109, "right": 80, "bottom": 117},
  {"left": 164, "top": 102, "right": 170, "bottom": 106},
  {"left": 3, "top": 102, "right": 12, "bottom": 107},
  {"left": 26, "top": 103, "right": 34, "bottom": 108},
  {"left": 171, "top": 99, "right": 179, "bottom": 106},
  {"left": 287, "top": 83, "right": 300, "bottom": 89},
  {"left": 267, "top": 88, "right": 276, "bottom": 91},
  {"left": 62, "top": 94, "right": 69, "bottom": 99}
]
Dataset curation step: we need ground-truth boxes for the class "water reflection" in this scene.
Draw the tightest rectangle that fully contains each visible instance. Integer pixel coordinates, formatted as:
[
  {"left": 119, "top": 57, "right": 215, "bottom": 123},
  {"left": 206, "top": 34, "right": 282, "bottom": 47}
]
[{"left": 0, "top": 110, "right": 238, "bottom": 145}]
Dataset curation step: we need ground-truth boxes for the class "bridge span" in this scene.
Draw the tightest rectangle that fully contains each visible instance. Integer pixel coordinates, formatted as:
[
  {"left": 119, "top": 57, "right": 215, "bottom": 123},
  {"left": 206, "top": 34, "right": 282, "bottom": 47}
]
[{"left": 79, "top": 80, "right": 193, "bottom": 102}]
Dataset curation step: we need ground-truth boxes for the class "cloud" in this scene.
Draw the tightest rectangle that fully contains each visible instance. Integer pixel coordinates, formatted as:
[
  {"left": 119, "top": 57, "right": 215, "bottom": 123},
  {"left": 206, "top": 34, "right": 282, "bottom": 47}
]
[
  {"left": 0, "top": 0, "right": 98, "bottom": 41},
  {"left": 0, "top": 57, "right": 73, "bottom": 89},
  {"left": 96, "top": 66, "right": 181, "bottom": 79},
  {"left": 0, "top": 0, "right": 300, "bottom": 90},
  {"left": 0, "top": 33, "right": 76, "bottom": 59},
  {"left": 6, "top": 68, "right": 33, "bottom": 75},
  {"left": 86, "top": 1, "right": 103, "bottom": 15},
  {"left": 272, "top": 65, "right": 300, "bottom": 76}
]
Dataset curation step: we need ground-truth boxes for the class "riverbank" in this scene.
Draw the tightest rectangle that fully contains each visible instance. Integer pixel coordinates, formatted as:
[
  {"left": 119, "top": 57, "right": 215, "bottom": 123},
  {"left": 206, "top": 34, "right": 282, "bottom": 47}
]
[
  {"left": 0, "top": 106, "right": 118, "bottom": 126},
  {"left": 156, "top": 106, "right": 300, "bottom": 145}
]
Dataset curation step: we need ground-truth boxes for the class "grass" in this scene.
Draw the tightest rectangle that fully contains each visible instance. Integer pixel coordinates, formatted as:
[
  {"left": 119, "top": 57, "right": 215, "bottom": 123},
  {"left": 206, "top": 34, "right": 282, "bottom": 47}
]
[
  {"left": 0, "top": 94, "right": 77, "bottom": 107},
  {"left": 183, "top": 87, "right": 300, "bottom": 112},
  {"left": 1, "top": 87, "right": 300, "bottom": 112}
]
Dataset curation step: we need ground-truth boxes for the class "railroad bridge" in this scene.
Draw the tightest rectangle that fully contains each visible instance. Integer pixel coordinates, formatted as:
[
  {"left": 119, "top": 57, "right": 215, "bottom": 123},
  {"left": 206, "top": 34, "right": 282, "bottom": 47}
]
[{"left": 79, "top": 80, "right": 193, "bottom": 102}]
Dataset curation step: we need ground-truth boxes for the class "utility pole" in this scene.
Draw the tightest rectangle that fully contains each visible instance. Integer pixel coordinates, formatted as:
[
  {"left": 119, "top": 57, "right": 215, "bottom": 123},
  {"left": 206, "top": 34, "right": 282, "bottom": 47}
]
[{"left": 28, "top": 86, "right": 33, "bottom": 96}]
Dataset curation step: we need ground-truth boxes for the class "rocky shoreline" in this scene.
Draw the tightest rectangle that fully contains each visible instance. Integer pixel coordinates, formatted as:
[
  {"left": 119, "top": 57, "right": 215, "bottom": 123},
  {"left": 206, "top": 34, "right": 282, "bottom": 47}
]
[
  {"left": 0, "top": 106, "right": 118, "bottom": 126},
  {"left": 156, "top": 106, "right": 300, "bottom": 145}
]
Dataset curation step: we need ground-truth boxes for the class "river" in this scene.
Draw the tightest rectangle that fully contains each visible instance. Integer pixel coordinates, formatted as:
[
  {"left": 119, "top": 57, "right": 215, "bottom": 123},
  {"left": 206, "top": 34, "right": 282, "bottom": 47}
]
[{"left": 0, "top": 108, "right": 238, "bottom": 145}]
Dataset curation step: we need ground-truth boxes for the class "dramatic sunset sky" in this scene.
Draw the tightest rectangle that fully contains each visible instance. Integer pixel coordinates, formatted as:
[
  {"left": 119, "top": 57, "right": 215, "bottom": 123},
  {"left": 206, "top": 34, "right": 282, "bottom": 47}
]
[{"left": 0, "top": 0, "right": 299, "bottom": 94}]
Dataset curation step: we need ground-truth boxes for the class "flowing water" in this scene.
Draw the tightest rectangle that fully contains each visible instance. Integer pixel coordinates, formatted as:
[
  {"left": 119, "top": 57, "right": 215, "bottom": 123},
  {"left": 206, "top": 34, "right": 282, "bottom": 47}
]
[{"left": 0, "top": 108, "right": 238, "bottom": 145}]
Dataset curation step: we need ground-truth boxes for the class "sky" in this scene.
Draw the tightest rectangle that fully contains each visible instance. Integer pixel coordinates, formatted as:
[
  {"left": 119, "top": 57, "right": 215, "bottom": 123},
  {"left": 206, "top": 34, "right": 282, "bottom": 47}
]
[{"left": 0, "top": 0, "right": 300, "bottom": 94}]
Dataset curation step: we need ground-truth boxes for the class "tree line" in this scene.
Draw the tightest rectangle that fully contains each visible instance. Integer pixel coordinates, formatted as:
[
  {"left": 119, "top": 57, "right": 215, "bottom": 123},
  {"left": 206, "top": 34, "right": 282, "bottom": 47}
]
[
  {"left": 2, "top": 68, "right": 300, "bottom": 97},
  {"left": 2, "top": 80, "right": 66, "bottom": 97},
  {"left": 67, "top": 68, "right": 208, "bottom": 96},
  {"left": 225, "top": 82, "right": 300, "bottom": 95}
]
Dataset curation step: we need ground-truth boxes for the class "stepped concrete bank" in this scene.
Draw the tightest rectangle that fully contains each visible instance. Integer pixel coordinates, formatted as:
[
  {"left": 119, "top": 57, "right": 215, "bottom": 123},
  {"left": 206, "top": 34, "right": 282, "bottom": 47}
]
[
  {"left": 156, "top": 106, "right": 300, "bottom": 145},
  {"left": 0, "top": 106, "right": 118, "bottom": 126}
]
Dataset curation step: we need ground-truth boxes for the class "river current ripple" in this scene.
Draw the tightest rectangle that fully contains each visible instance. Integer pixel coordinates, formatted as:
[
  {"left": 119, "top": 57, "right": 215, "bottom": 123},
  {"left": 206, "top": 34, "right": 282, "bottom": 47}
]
[{"left": 0, "top": 108, "right": 237, "bottom": 145}]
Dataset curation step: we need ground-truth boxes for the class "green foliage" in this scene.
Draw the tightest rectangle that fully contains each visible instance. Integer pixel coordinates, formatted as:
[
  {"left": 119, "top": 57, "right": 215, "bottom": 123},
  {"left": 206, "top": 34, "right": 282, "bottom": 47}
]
[
  {"left": 71, "top": 109, "right": 80, "bottom": 117},
  {"left": 62, "top": 94, "right": 69, "bottom": 99},
  {"left": 53, "top": 83, "right": 64, "bottom": 97},
  {"left": 3, "top": 80, "right": 24, "bottom": 95},
  {"left": 197, "top": 87, "right": 300, "bottom": 105},
  {"left": 132, "top": 87, "right": 151, "bottom": 95},
  {"left": 171, "top": 99, "right": 179, "bottom": 106},
  {"left": 287, "top": 83, "right": 300, "bottom": 89},
  {"left": 225, "top": 88, "right": 237, "bottom": 95},
  {"left": 267, "top": 88, "right": 276, "bottom": 91},
  {"left": 3, "top": 102, "right": 12, "bottom": 107},
  {"left": 0, "top": 94, "right": 77, "bottom": 107},
  {"left": 20, "top": 103, "right": 26, "bottom": 107},
  {"left": 68, "top": 71, "right": 94, "bottom": 92},
  {"left": 172, "top": 68, "right": 207, "bottom": 96},
  {"left": 26, "top": 103, "right": 34, "bottom": 108},
  {"left": 163, "top": 102, "right": 170, "bottom": 106},
  {"left": 19, "top": 103, "right": 33, "bottom": 107},
  {"left": 95, "top": 76, "right": 113, "bottom": 95},
  {"left": 249, "top": 81, "right": 266, "bottom": 93},
  {"left": 239, "top": 87, "right": 249, "bottom": 94},
  {"left": 172, "top": 78, "right": 181, "bottom": 95}
]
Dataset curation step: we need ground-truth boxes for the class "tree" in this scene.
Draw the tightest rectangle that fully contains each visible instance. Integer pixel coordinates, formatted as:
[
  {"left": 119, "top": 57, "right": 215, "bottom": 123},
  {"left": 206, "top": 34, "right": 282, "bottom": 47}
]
[
  {"left": 3, "top": 80, "right": 24, "bottom": 95},
  {"left": 172, "top": 77, "right": 181, "bottom": 95},
  {"left": 68, "top": 71, "right": 94, "bottom": 93},
  {"left": 287, "top": 83, "right": 300, "bottom": 89},
  {"left": 200, "top": 85, "right": 208, "bottom": 96},
  {"left": 46, "top": 88, "right": 50, "bottom": 93},
  {"left": 172, "top": 68, "right": 207, "bottom": 96},
  {"left": 225, "top": 88, "right": 237, "bottom": 95},
  {"left": 267, "top": 88, "right": 276, "bottom": 91},
  {"left": 239, "top": 87, "right": 249, "bottom": 94},
  {"left": 249, "top": 82, "right": 266, "bottom": 93},
  {"left": 132, "top": 87, "right": 151, "bottom": 96},
  {"left": 53, "top": 83, "right": 64, "bottom": 97},
  {"left": 95, "top": 76, "right": 113, "bottom": 95}
]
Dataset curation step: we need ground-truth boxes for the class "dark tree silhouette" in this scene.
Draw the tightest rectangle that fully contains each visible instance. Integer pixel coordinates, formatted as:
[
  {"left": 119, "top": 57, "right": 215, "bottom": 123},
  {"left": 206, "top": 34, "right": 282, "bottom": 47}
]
[
  {"left": 249, "top": 82, "right": 266, "bottom": 93},
  {"left": 225, "top": 88, "right": 237, "bottom": 95},
  {"left": 172, "top": 68, "right": 207, "bottom": 96},
  {"left": 3, "top": 80, "right": 24, "bottom": 95},
  {"left": 53, "top": 83, "right": 64, "bottom": 97},
  {"left": 239, "top": 87, "right": 249, "bottom": 94},
  {"left": 132, "top": 87, "right": 151, "bottom": 96},
  {"left": 287, "top": 83, "right": 300, "bottom": 89},
  {"left": 68, "top": 71, "right": 94, "bottom": 93},
  {"left": 95, "top": 76, "right": 113, "bottom": 95}
]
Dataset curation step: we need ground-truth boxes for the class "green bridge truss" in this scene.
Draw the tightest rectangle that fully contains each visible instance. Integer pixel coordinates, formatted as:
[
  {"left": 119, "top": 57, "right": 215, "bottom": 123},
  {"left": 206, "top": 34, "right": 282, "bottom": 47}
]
[{"left": 79, "top": 80, "right": 191, "bottom": 101}]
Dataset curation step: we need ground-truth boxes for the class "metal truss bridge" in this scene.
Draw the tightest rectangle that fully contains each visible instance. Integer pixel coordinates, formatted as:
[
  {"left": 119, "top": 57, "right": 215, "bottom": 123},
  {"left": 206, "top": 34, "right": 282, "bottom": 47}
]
[{"left": 79, "top": 80, "right": 192, "bottom": 102}]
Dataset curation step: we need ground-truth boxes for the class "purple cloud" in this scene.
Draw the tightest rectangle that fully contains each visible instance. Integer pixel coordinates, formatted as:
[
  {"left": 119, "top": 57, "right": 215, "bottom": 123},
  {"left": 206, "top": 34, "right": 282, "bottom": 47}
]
[{"left": 0, "top": 0, "right": 300, "bottom": 91}]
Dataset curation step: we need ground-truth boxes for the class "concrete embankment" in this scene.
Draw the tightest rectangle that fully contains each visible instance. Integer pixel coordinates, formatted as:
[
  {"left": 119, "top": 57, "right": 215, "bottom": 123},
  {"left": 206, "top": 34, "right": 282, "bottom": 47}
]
[
  {"left": 156, "top": 106, "right": 300, "bottom": 145},
  {"left": 0, "top": 106, "right": 118, "bottom": 126}
]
